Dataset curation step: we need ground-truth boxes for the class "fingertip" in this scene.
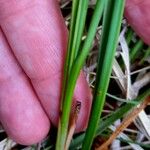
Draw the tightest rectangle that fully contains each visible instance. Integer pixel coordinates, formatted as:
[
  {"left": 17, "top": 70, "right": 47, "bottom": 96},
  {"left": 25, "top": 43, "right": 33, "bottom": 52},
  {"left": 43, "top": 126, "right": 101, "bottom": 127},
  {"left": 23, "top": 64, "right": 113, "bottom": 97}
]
[
  {"left": 125, "top": 0, "right": 150, "bottom": 45},
  {"left": 0, "top": 30, "right": 51, "bottom": 145},
  {"left": 74, "top": 97, "right": 92, "bottom": 133},
  {"left": 73, "top": 72, "right": 92, "bottom": 133},
  {"left": 7, "top": 117, "right": 50, "bottom": 145}
]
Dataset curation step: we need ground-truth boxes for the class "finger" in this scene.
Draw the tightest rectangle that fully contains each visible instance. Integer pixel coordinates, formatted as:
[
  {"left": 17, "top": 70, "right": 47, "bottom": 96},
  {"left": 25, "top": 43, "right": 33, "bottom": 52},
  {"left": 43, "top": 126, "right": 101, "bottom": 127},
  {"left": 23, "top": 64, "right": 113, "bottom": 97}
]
[
  {"left": 0, "top": 0, "right": 92, "bottom": 132},
  {"left": 125, "top": 0, "right": 150, "bottom": 45},
  {"left": 0, "top": 30, "right": 50, "bottom": 145}
]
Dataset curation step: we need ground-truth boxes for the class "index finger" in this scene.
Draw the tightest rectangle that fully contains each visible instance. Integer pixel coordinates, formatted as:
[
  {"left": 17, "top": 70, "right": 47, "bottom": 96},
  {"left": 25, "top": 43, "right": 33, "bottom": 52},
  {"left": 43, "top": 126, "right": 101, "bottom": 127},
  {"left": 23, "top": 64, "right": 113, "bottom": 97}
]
[{"left": 0, "top": 0, "right": 92, "bottom": 132}]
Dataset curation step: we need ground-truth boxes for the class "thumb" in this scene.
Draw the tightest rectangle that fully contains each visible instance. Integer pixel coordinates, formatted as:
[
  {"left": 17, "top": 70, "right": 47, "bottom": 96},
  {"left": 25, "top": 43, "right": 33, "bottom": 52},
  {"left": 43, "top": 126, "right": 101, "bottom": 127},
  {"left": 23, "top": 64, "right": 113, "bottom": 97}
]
[{"left": 125, "top": 0, "right": 150, "bottom": 45}]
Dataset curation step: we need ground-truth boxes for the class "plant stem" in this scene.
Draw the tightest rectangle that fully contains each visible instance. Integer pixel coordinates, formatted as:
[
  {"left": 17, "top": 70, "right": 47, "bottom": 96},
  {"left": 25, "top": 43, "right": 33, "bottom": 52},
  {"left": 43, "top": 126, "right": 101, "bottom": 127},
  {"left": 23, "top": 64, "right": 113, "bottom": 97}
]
[
  {"left": 71, "top": 0, "right": 89, "bottom": 59},
  {"left": 126, "top": 27, "right": 133, "bottom": 45},
  {"left": 82, "top": 1, "right": 125, "bottom": 149},
  {"left": 140, "top": 46, "right": 150, "bottom": 64},
  {"left": 70, "top": 89, "right": 150, "bottom": 149},
  {"left": 56, "top": 0, "right": 105, "bottom": 149},
  {"left": 130, "top": 39, "right": 144, "bottom": 63},
  {"left": 60, "top": 0, "right": 80, "bottom": 114}
]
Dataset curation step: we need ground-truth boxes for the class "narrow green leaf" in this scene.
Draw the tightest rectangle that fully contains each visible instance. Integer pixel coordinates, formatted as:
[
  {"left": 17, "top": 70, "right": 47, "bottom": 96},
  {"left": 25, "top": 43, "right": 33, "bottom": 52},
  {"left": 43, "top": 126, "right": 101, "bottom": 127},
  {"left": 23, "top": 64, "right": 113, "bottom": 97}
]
[
  {"left": 71, "top": 0, "right": 89, "bottom": 60},
  {"left": 140, "top": 46, "right": 150, "bottom": 64},
  {"left": 60, "top": 0, "right": 79, "bottom": 115},
  {"left": 130, "top": 39, "right": 144, "bottom": 62},
  {"left": 56, "top": 0, "right": 105, "bottom": 149},
  {"left": 82, "top": 1, "right": 125, "bottom": 149},
  {"left": 67, "top": 0, "right": 88, "bottom": 72},
  {"left": 126, "top": 27, "right": 134, "bottom": 45},
  {"left": 70, "top": 89, "right": 150, "bottom": 149}
]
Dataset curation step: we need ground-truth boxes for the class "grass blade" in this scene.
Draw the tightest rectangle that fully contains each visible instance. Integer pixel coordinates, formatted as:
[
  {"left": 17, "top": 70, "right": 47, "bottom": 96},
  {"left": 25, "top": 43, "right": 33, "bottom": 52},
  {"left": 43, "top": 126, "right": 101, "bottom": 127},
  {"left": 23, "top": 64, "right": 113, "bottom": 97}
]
[
  {"left": 71, "top": 0, "right": 89, "bottom": 59},
  {"left": 56, "top": 0, "right": 85, "bottom": 149},
  {"left": 140, "top": 46, "right": 150, "bottom": 64},
  {"left": 126, "top": 27, "right": 134, "bottom": 45},
  {"left": 97, "top": 96, "right": 150, "bottom": 150},
  {"left": 70, "top": 89, "right": 150, "bottom": 149},
  {"left": 56, "top": 0, "right": 105, "bottom": 149},
  {"left": 82, "top": 1, "right": 125, "bottom": 149},
  {"left": 130, "top": 39, "right": 144, "bottom": 63},
  {"left": 60, "top": 0, "right": 79, "bottom": 116}
]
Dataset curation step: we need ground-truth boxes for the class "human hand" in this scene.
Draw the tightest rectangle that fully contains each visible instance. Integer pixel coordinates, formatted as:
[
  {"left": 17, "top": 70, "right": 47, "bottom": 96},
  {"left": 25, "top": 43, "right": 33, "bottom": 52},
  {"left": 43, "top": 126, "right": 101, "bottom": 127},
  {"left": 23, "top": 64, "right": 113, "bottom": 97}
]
[
  {"left": 0, "top": 0, "right": 92, "bottom": 145},
  {"left": 0, "top": 0, "right": 149, "bottom": 146},
  {"left": 125, "top": 0, "right": 150, "bottom": 45}
]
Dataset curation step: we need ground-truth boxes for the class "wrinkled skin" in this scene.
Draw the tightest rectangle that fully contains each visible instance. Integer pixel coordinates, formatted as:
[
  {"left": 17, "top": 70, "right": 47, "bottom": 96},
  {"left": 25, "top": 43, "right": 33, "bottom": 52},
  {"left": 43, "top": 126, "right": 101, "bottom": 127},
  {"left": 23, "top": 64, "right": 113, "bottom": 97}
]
[
  {"left": 0, "top": 0, "right": 149, "bottom": 145},
  {"left": 0, "top": 0, "right": 92, "bottom": 145}
]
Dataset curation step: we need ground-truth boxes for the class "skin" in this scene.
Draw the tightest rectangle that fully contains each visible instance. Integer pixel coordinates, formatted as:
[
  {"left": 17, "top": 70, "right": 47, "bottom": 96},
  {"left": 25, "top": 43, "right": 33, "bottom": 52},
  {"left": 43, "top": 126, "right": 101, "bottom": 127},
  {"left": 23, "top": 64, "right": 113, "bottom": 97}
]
[
  {"left": 0, "top": 0, "right": 92, "bottom": 145},
  {"left": 0, "top": 0, "right": 149, "bottom": 146},
  {"left": 125, "top": 0, "right": 150, "bottom": 45}
]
